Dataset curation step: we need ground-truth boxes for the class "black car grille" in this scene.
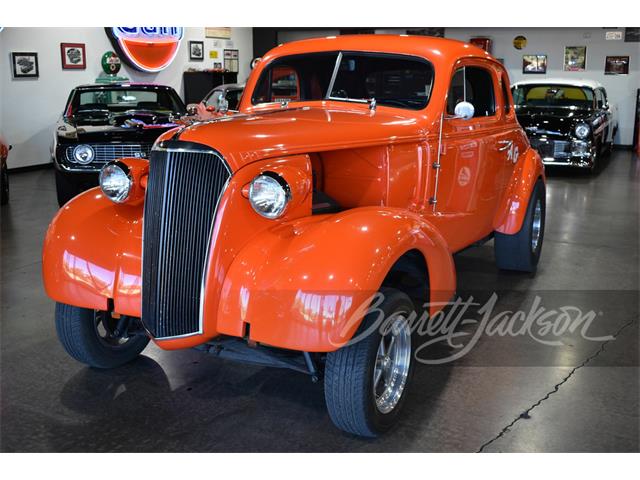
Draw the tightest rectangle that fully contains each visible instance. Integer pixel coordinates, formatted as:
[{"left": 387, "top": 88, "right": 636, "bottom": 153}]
[
  {"left": 529, "top": 137, "right": 571, "bottom": 160},
  {"left": 65, "top": 143, "right": 153, "bottom": 169},
  {"left": 141, "top": 144, "right": 231, "bottom": 339}
]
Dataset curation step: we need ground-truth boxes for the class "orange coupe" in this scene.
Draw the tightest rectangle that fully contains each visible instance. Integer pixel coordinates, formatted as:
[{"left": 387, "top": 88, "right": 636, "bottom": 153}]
[{"left": 43, "top": 35, "right": 545, "bottom": 437}]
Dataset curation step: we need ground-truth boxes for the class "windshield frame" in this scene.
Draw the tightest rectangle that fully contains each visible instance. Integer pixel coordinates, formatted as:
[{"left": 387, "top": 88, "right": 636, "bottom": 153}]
[
  {"left": 66, "top": 86, "right": 186, "bottom": 117},
  {"left": 512, "top": 83, "right": 595, "bottom": 111},
  {"left": 251, "top": 50, "right": 435, "bottom": 111}
]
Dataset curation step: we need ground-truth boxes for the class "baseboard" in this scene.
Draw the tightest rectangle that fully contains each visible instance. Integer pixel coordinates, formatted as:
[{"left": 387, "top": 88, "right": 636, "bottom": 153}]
[
  {"left": 613, "top": 144, "right": 633, "bottom": 150},
  {"left": 8, "top": 163, "right": 53, "bottom": 173}
]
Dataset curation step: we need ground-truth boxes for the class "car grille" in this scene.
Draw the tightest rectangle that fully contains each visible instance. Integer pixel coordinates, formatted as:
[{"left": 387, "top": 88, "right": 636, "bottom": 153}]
[
  {"left": 529, "top": 138, "right": 571, "bottom": 160},
  {"left": 141, "top": 144, "right": 231, "bottom": 339},
  {"left": 65, "top": 143, "right": 153, "bottom": 168}
]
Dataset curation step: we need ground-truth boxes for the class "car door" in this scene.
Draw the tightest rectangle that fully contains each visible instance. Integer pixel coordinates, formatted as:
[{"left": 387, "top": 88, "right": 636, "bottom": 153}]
[{"left": 433, "top": 61, "right": 505, "bottom": 250}]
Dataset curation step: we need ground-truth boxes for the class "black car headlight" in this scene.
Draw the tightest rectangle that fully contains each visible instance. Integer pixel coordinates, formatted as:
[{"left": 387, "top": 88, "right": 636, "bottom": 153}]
[
  {"left": 99, "top": 161, "right": 132, "bottom": 203},
  {"left": 574, "top": 123, "right": 590, "bottom": 140},
  {"left": 72, "top": 144, "right": 95, "bottom": 164},
  {"left": 248, "top": 172, "right": 291, "bottom": 219}
]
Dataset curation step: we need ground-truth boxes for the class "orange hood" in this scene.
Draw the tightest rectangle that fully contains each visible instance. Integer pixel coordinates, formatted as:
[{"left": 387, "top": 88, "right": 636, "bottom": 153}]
[{"left": 174, "top": 105, "right": 428, "bottom": 171}]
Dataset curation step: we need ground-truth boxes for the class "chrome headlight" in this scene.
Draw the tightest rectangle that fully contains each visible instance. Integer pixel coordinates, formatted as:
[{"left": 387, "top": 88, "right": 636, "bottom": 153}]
[
  {"left": 574, "top": 123, "right": 590, "bottom": 140},
  {"left": 99, "top": 161, "right": 132, "bottom": 203},
  {"left": 72, "top": 144, "right": 95, "bottom": 164},
  {"left": 249, "top": 172, "right": 290, "bottom": 219}
]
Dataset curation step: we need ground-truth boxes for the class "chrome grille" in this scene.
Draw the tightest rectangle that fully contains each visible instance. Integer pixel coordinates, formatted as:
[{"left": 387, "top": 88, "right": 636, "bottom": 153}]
[
  {"left": 141, "top": 143, "right": 231, "bottom": 339},
  {"left": 529, "top": 138, "right": 570, "bottom": 160},
  {"left": 65, "top": 143, "right": 153, "bottom": 166}
]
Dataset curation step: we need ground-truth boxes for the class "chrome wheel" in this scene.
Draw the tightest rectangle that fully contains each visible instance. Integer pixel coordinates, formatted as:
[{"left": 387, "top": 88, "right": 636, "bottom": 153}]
[
  {"left": 373, "top": 314, "right": 412, "bottom": 414},
  {"left": 531, "top": 200, "right": 542, "bottom": 252}
]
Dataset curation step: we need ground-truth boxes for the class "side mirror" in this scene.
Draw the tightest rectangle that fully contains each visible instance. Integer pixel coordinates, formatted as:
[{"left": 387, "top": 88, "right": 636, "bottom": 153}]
[
  {"left": 451, "top": 101, "right": 475, "bottom": 120},
  {"left": 186, "top": 103, "right": 198, "bottom": 116}
]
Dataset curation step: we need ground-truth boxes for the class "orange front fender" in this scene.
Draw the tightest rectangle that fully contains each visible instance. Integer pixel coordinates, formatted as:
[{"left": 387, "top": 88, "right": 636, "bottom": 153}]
[
  {"left": 493, "top": 147, "right": 545, "bottom": 235},
  {"left": 217, "top": 207, "right": 456, "bottom": 352},
  {"left": 42, "top": 188, "right": 144, "bottom": 317}
]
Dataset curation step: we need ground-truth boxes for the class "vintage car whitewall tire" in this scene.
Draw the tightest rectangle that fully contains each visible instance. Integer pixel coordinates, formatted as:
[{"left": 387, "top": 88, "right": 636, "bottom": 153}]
[
  {"left": 55, "top": 303, "right": 150, "bottom": 369},
  {"left": 494, "top": 179, "right": 546, "bottom": 272},
  {"left": 324, "top": 288, "right": 415, "bottom": 437}
]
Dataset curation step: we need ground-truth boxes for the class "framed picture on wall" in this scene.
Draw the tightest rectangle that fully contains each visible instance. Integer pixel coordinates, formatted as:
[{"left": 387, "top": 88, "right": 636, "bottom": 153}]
[
  {"left": 189, "top": 41, "right": 204, "bottom": 61},
  {"left": 60, "top": 43, "right": 86, "bottom": 69},
  {"left": 564, "top": 46, "right": 587, "bottom": 71},
  {"left": 11, "top": 52, "right": 39, "bottom": 78},
  {"left": 604, "top": 56, "right": 630, "bottom": 75},
  {"left": 522, "top": 54, "right": 547, "bottom": 74}
]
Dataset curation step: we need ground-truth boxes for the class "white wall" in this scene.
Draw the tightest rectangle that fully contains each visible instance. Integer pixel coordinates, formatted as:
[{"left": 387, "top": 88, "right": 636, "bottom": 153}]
[
  {"left": 0, "top": 27, "right": 253, "bottom": 168},
  {"left": 269, "top": 27, "right": 639, "bottom": 146}
]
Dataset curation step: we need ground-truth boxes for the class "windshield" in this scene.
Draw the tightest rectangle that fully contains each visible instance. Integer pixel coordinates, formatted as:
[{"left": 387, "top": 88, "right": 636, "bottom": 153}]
[
  {"left": 69, "top": 88, "right": 185, "bottom": 115},
  {"left": 252, "top": 51, "right": 434, "bottom": 110},
  {"left": 512, "top": 84, "right": 594, "bottom": 109}
]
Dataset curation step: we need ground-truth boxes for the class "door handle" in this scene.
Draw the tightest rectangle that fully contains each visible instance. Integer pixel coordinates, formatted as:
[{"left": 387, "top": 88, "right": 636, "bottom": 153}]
[{"left": 497, "top": 140, "right": 513, "bottom": 151}]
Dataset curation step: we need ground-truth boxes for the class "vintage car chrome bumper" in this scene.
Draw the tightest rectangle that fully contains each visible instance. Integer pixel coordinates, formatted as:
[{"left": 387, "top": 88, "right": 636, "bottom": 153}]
[{"left": 529, "top": 136, "right": 594, "bottom": 168}]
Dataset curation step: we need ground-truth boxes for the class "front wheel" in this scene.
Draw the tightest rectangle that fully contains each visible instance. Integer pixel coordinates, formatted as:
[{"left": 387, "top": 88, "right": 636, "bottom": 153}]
[
  {"left": 55, "top": 303, "right": 150, "bottom": 368},
  {"left": 494, "top": 178, "right": 545, "bottom": 272},
  {"left": 324, "top": 288, "right": 415, "bottom": 437}
]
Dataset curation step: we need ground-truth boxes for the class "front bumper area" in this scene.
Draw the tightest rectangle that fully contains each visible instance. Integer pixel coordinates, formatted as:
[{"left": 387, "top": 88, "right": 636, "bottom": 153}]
[{"left": 528, "top": 135, "right": 594, "bottom": 168}]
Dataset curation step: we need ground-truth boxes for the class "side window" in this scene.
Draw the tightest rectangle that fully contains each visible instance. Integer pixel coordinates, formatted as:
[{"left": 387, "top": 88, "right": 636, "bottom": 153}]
[
  {"left": 446, "top": 66, "right": 496, "bottom": 117},
  {"left": 501, "top": 75, "right": 511, "bottom": 114},
  {"left": 271, "top": 66, "right": 299, "bottom": 101}
]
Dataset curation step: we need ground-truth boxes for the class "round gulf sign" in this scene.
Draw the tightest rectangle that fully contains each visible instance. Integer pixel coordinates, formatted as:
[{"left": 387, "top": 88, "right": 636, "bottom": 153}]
[{"left": 110, "top": 27, "right": 183, "bottom": 72}]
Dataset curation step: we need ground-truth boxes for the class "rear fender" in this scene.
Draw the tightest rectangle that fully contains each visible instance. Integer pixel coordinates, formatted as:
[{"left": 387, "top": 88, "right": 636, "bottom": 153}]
[
  {"left": 217, "top": 207, "right": 456, "bottom": 352},
  {"left": 493, "top": 146, "right": 545, "bottom": 234}
]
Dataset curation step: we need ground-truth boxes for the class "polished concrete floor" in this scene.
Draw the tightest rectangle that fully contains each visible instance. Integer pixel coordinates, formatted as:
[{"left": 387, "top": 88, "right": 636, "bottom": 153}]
[{"left": 1, "top": 151, "right": 638, "bottom": 452}]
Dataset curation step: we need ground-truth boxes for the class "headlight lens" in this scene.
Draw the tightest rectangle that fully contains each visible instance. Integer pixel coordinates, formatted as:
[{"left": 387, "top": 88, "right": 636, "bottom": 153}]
[
  {"left": 249, "top": 173, "right": 290, "bottom": 219},
  {"left": 72, "top": 144, "right": 95, "bottom": 164},
  {"left": 99, "top": 162, "right": 132, "bottom": 203},
  {"left": 574, "top": 123, "right": 590, "bottom": 139}
]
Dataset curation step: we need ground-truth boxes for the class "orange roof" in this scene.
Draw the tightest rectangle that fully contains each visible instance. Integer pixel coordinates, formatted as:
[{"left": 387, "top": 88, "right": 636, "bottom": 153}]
[{"left": 264, "top": 34, "right": 494, "bottom": 64}]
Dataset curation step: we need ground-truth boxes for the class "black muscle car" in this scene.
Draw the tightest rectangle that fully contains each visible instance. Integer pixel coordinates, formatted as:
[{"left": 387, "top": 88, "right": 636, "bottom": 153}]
[
  {"left": 52, "top": 83, "right": 186, "bottom": 205},
  {"left": 512, "top": 79, "right": 618, "bottom": 172}
]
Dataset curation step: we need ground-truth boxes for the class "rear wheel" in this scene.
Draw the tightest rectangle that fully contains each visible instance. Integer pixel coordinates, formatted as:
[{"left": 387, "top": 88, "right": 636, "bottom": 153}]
[
  {"left": 494, "top": 179, "right": 545, "bottom": 272},
  {"left": 324, "top": 288, "right": 415, "bottom": 437},
  {"left": 55, "top": 303, "right": 150, "bottom": 368}
]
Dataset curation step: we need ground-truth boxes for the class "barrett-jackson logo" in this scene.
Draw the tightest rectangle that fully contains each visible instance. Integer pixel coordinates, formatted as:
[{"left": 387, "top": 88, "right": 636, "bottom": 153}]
[{"left": 107, "top": 27, "right": 184, "bottom": 73}]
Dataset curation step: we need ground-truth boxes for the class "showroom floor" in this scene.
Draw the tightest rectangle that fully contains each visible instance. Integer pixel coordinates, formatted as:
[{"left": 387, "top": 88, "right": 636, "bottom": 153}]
[{"left": 1, "top": 150, "right": 638, "bottom": 452}]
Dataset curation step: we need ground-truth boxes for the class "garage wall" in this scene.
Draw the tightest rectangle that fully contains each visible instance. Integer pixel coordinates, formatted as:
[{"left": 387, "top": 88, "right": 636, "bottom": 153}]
[
  {"left": 0, "top": 27, "right": 253, "bottom": 169},
  {"left": 446, "top": 27, "right": 639, "bottom": 146},
  {"left": 261, "top": 27, "right": 639, "bottom": 146}
]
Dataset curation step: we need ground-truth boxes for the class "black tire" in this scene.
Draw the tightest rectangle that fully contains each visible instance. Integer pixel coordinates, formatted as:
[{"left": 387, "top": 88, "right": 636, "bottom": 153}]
[
  {"left": 55, "top": 303, "right": 150, "bottom": 369},
  {"left": 324, "top": 288, "right": 415, "bottom": 437},
  {"left": 494, "top": 178, "right": 545, "bottom": 273},
  {"left": 588, "top": 143, "right": 600, "bottom": 174},
  {"left": 0, "top": 163, "right": 8, "bottom": 206},
  {"left": 55, "top": 169, "right": 81, "bottom": 207}
]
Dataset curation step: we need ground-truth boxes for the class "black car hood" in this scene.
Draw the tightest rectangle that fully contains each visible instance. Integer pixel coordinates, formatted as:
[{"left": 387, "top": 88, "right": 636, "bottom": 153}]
[
  {"left": 58, "top": 110, "right": 181, "bottom": 143},
  {"left": 515, "top": 106, "right": 591, "bottom": 135}
]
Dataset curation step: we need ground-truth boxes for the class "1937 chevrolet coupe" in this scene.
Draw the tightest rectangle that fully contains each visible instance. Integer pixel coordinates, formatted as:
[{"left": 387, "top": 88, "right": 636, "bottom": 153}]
[{"left": 42, "top": 35, "right": 545, "bottom": 437}]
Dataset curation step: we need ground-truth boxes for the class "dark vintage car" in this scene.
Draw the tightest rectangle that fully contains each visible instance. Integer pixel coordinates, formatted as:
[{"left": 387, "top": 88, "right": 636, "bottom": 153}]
[
  {"left": 512, "top": 78, "right": 618, "bottom": 172},
  {"left": 52, "top": 83, "right": 186, "bottom": 205},
  {"left": 1, "top": 135, "right": 10, "bottom": 205}
]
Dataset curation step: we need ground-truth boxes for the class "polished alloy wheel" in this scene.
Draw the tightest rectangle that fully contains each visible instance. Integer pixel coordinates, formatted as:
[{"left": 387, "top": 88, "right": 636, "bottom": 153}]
[
  {"left": 531, "top": 200, "right": 542, "bottom": 252},
  {"left": 373, "top": 314, "right": 412, "bottom": 414}
]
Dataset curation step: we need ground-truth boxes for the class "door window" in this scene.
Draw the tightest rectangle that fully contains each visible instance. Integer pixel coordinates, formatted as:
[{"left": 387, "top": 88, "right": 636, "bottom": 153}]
[{"left": 447, "top": 66, "right": 496, "bottom": 117}]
